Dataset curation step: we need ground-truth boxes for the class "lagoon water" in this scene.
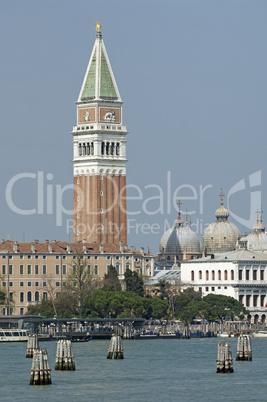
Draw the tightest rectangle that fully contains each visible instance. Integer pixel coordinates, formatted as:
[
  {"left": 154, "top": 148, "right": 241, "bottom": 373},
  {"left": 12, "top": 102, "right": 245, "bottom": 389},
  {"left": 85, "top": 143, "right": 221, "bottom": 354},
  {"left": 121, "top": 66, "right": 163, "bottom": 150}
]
[{"left": 0, "top": 337, "right": 266, "bottom": 401}]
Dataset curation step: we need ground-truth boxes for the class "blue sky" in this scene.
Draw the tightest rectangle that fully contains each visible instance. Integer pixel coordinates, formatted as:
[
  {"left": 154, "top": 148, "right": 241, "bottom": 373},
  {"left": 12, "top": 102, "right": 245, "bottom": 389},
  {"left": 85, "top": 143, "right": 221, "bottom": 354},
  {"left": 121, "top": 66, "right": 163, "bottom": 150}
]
[{"left": 0, "top": 0, "right": 266, "bottom": 254}]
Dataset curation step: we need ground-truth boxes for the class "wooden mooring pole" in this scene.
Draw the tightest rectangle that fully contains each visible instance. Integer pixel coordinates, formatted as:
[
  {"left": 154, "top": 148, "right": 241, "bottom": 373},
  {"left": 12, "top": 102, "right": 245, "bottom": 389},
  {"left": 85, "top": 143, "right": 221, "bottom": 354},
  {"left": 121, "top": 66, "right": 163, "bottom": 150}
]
[
  {"left": 55, "top": 340, "right": 75, "bottom": 370},
  {"left": 107, "top": 334, "right": 124, "bottom": 359},
  {"left": 29, "top": 348, "right": 52, "bottom": 385},
  {"left": 216, "top": 342, "right": 234, "bottom": 373},
  {"left": 26, "top": 334, "right": 39, "bottom": 358},
  {"left": 236, "top": 335, "right": 252, "bottom": 361}
]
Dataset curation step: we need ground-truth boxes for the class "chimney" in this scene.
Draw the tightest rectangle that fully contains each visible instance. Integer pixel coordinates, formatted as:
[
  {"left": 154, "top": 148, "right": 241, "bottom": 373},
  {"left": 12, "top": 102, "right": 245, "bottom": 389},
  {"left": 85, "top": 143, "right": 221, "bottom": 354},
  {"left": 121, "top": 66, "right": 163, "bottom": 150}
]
[
  {"left": 119, "top": 240, "right": 124, "bottom": 253},
  {"left": 31, "top": 244, "right": 35, "bottom": 253},
  {"left": 130, "top": 246, "right": 134, "bottom": 253},
  {"left": 48, "top": 244, "right": 53, "bottom": 253},
  {"left": 1, "top": 239, "right": 5, "bottom": 243},
  {"left": 13, "top": 242, "right": 18, "bottom": 253},
  {"left": 67, "top": 245, "right": 71, "bottom": 253},
  {"left": 45, "top": 240, "right": 49, "bottom": 244},
  {"left": 34, "top": 239, "right": 39, "bottom": 244},
  {"left": 99, "top": 245, "right": 104, "bottom": 253},
  {"left": 83, "top": 239, "right": 86, "bottom": 244},
  {"left": 83, "top": 245, "right": 87, "bottom": 253},
  {"left": 52, "top": 240, "right": 56, "bottom": 244},
  {"left": 140, "top": 247, "right": 144, "bottom": 256}
]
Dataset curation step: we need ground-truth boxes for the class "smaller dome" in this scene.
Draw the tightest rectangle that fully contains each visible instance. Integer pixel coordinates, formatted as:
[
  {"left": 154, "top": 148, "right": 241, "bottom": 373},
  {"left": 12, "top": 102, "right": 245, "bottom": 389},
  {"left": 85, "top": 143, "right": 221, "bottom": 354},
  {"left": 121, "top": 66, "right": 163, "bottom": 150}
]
[
  {"left": 253, "top": 221, "right": 265, "bottom": 232},
  {"left": 246, "top": 212, "right": 267, "bottom": 251},
  {"left": 215, "top": 205, "right": 229, "bottom": 219}
]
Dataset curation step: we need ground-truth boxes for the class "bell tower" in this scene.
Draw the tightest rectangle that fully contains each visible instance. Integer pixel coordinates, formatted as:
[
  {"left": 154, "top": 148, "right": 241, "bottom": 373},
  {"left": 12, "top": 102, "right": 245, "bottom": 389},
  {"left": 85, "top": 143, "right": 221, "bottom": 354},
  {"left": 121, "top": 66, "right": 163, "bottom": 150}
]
[{"left": 72, "top": 22, "right": 127, "bottom": 245}]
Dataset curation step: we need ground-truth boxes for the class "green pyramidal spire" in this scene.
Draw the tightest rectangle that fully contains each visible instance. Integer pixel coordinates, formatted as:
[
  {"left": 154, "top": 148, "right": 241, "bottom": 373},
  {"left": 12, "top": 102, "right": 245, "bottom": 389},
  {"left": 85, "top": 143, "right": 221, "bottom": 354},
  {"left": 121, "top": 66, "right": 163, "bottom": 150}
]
[{"left": 78, "top": 26, "right": 121, "bottom": 102}]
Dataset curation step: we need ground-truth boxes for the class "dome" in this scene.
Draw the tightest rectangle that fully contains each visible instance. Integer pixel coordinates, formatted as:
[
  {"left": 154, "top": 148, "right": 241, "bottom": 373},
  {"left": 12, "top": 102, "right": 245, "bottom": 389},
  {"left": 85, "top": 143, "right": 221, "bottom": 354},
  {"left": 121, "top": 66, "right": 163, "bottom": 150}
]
[
  {"left": 202, "top": 190, "right": 240, "bottom": 254},
  {"left": 245, "top": 214, "right": 267, "bottom": 251},
  {"left": 159, "top": 217, "right": 201, "bottom": 255}
]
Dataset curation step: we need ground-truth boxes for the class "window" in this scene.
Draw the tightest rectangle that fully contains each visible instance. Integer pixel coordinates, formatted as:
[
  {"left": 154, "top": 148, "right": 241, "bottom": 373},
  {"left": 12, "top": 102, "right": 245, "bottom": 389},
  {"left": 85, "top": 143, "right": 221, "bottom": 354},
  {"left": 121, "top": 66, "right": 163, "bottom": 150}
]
[
  {"left": 261, "top": 295, "right": 265, "bottom": 307},
  {"left": 43, "top": 255, "right": 47, "bottom": 260},
  {"left": 20, "top": 292, "right": 24, "bottom": 303},
  {"left": 20, "top": 308, "right": 24, "bottom": 315},
  {"left": 9, "top": 282, "right": 13, "bottom": 287},
  {"left": 87, "top": 265, "right": 91, "bottom": 274},
  {"left": 94, "top": 265, "right": 98, "bottom": 275},
  {"left": 20, "top": 282, "right": 24, "bottom": 287},
  {"left": 73, "top": 256, "right": 76, "bottom": 260},
  {"left": 27, "top": 292, "right": 32, "bottom": 302},
  {"left": 224, "top": 270, "right": 228, "bottom": 280},
  {"left": 191, "top": 271, "right": 194, "bottom": 281},
  {"left": 218, "top": 270, "right": 221, "bottom": 280},
  {"left": 20, "top": 265, "right": 24, "bottom": 275},
  {"left": 56, "top": 265, "right": 60, "bottom": 275},
  {"left": 116, "top": 256, "right": 120, "bottom": 260},
  {"left": 231, "top": 270, "right": 234, "bottom": 280},
  {"left": 126, "top": 256, "right": 130, "bottom": 260},
  {"left": 27, "top": 255, "right": 31, "bottom": 260},
  {"left": 62, "top": 256, "right": 67, "bottom": 260},
  {"left": 56, "top": 256, "right": 60, "bottom": 260},
  {"left": 27, "top": 282, "right": 32, "bottom": 287},
  {"left": 261, "top": 270, "right": 264, "bottom": 280},
  {"left": 94, "top": 256, "right": 98, "bottom": 260},
  {"left": 55, "top": 282, "right": 60, "bottom": 287},
  {"left": 87, "top": 256, "right": 91, "bottom": 260},
  {"left": 205, "top": 287, "right": 209, "bottom": 291},
  {"left": 35, "top": 265, "right": 39, "bottom": 275},
  {"left": 9, "top": 292, "right": 13, "bottom": 302},
  {"left": 107, "top": 256, "right": 111, "bottom": 260},
  {"left": 73, "top": 266, "right": 77, "bottom": 274},
  {"left": 42, "top": 265, "right": 47, "bottom": 275},
  {"left": 35, "top": 282, "right": 39, "bottom": 287},
  {"left": 27, "top": 265, "right": 31, "bottom": 275},
  {"left": 9, "top": 265, "right": 13, "bottom": 275},
  {"left": 253, "top": 270, "right": 257, "bottom": 280},
  {"left": 20, "top": 255, "right": 24, "bottom": 260},
  {"left": 246, "top": 295, "right": 251, "bottom": 307},
  {"left": 206, "top": 270, "right": 209, "bottom": 280},
  {"left": 116, "top": 264, "right": 120, "bottom": 275},
  {"left": 43, "top": 292, "right": 47, "bottom": 300},
  {"left": 199, "top": 270, "right": 202, "bottom": 280},
  {"left": 253, "top": 295, "right": 258, "bottom": 307},
  {"left": 211, "top": 287, "right": 215, "bottom": 291},
  {"left": 9, "top": 256, "right": 13, "bottom": 260},
  {"left": 2, "top": 282, "right": 6, "bottom": 287},
  {"left": 63, "top": 265, "right": 67, "bottom": 275},
  {"left": 239, "top": 270, "right": 242, "bottom": 280},
  {"left": 43, "top": 282, "right": 47, "bottom": 287},
  {"left": 212, "top": 270, "right": 215, "bottom": 280},
  {"left": 239, "top": 295, "right": 244, "bottom": 304},
  {"left": 100, "top": 191, "right": 103, "bottom": 196},
  {"left": 2, "top": 265, "right": 6, "bottom": 275},
  {"left": 2, "top": 256, "right": 6, "bottom": 259},
  {"left": 35, "top": 255, "right": 39, "bottom": 260},
  {"left": 246, "top": 270, "right": 250, "bottom": 280}
]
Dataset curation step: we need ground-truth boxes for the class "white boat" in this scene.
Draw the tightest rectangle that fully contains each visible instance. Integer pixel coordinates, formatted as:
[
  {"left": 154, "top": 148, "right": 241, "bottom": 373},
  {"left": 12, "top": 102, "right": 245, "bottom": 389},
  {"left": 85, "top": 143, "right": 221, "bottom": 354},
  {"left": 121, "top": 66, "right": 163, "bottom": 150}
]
[
  {"left": 252, "top": 331, "right": 267, "bottom": 338},
  {"left": 0, "top": 329, "right": 29, "bottom": 342},
  {"left": 217, "top": 332, "right": 230, "bottom": 338}
]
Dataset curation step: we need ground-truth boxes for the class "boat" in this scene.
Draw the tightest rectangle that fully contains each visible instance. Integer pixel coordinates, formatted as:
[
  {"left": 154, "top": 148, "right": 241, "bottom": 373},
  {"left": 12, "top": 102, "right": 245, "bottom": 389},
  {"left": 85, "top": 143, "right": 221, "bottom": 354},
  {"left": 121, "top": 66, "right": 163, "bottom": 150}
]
[
  {"left": 0, "top": 329, "right": 29, "bottom": 342},
  {"left": 217, "top": 332, "right": 234, "bottom": 338},
  {"left": 252, "top": 331, "right": 267, "bottom": 338}
]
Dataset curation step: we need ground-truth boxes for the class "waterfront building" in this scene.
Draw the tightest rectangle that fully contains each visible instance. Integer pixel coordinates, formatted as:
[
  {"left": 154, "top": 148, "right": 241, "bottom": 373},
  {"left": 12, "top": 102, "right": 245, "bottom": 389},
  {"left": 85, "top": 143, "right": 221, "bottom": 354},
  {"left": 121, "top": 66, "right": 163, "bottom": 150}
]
[
  {"left": 181, "top": 237, "right": 267, "bottom": 323},
  {"left": 0, "top": 239, "right": 154, "bottom": 316},
  {"left": 202, "top": 189, "right": 241, "bottom": 256},
  {"left": 72, "top": 22, "right": 128, "bottom": 244}
]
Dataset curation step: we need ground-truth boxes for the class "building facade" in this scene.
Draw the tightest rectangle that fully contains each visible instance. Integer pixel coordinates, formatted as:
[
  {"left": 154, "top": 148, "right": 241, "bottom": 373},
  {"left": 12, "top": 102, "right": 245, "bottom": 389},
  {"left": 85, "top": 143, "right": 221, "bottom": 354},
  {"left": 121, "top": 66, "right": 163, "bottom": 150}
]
[
  {"left": 72, "top": 23, "right": 127, "bottom": 244},
  {"left": 0, "top": 240, "right": 154, "bottom": 316},
  {"left": 181, "top": 239, "right": 267, "bottom": 323}
]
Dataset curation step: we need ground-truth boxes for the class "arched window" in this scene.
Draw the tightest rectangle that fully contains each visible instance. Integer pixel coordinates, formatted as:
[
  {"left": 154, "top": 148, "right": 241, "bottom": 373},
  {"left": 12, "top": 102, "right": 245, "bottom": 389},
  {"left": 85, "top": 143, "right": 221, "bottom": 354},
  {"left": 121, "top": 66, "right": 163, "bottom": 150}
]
[
  {"left": 212, "top": 270, "right": 215, "bottom": 280},
  {"left": 111, "top": 142, "right": 114, "bottom": 155},
  {"left": 106, "top": 142, "right": 110, "bottom": 155},
  {"left": 218, "top": 270, "right": 221, "bottom": 280},
  {"left": 79, "top": 143, "right": 82, "bottom": 156},
  {"left": 199, "top": 270, "right": 202, "bottom": 280},
  {"left": 231, "top": 270, "right": 234, "bottom": 280},
  {"left": 101, "top": 142, "right": 105, "bottom": 155},
  {"left": 191, "top": 271, "right": 194, "bottom": 281},
  {"left": 224, "top": 270, "right": 228, "bottom": 280},
  {"left": 206, "top": 270, "right": 209, "bottom": 280},
  {"left": 116, "top": 142, "right": 120, "bottom": 156},
  {"left": 35, "top": 291, "right": 39, "bottom": 302},
  {"left": 27, "top": 291, "right": 32, "bottom": 302},
  {"left": 43, "top": 292, "right": 47, "bottom": 301}
]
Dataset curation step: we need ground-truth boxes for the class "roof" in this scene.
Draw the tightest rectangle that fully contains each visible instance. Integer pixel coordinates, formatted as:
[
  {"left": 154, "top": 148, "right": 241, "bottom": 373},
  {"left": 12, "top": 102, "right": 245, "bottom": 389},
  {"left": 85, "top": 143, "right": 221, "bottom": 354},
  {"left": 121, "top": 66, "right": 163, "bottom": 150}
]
[
  {"left": 144, "top": 269, "right": 181, "bottom": 286},
  {"left": 183, "top": 248, "right": 267, "bottom": 264},
  {"left": 0, "top": 240, "right": 152, "bottom": 257},
  {"left": 78, "top": 30, "right": 121, "bottom": 102}
]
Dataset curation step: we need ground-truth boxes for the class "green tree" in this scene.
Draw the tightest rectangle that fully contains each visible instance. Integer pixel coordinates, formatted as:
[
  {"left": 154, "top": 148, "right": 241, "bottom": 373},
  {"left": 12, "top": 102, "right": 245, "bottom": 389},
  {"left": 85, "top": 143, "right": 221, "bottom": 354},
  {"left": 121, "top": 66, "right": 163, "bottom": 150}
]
[
  {"left": 26, "top": 299, "right": 55, "bottom": 317},
  {"left": 101, "top": 265, "right": 122, "bottom": 292},
  {"left": 179, "top": 300, "right": 210, "bottom": 322},
  {"left": 203, "top": 294, "right": 248, "bottom": 322},
  {"left": 124, "top": 268, "right": 144, "bottom": 297},
  {"left": 174, "top": 287, "right": 202, "bottom": 317}
]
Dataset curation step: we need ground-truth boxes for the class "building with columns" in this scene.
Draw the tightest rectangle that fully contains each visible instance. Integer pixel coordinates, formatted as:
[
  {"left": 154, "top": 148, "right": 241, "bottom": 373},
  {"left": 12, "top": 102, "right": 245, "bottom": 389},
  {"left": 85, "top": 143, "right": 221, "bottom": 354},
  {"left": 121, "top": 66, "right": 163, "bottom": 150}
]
[
  {"left": 72, "top": 22, "right": 127, "bottom": 245},
  {"left": 181, "top": 237, "right": 267, "bottom": 323}
]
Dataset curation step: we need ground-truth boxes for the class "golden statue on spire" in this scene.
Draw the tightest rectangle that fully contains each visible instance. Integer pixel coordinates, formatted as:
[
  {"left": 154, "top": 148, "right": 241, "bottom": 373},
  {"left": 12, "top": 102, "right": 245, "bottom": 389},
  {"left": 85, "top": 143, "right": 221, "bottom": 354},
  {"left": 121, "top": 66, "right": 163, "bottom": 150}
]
[{"left": 95, "top": 21, "right": 101, "bottom": 32}]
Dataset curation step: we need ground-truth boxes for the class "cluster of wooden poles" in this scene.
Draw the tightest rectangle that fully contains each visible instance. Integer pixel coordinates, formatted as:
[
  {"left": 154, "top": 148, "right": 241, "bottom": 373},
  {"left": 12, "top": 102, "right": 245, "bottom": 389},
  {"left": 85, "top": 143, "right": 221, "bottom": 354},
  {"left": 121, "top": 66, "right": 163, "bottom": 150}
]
[
  {"left": 27, "top": 335, "right": 76, "bottom": 385},
  {"left": 216, "top": 334, "right": 252, "bottom": 373}
]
